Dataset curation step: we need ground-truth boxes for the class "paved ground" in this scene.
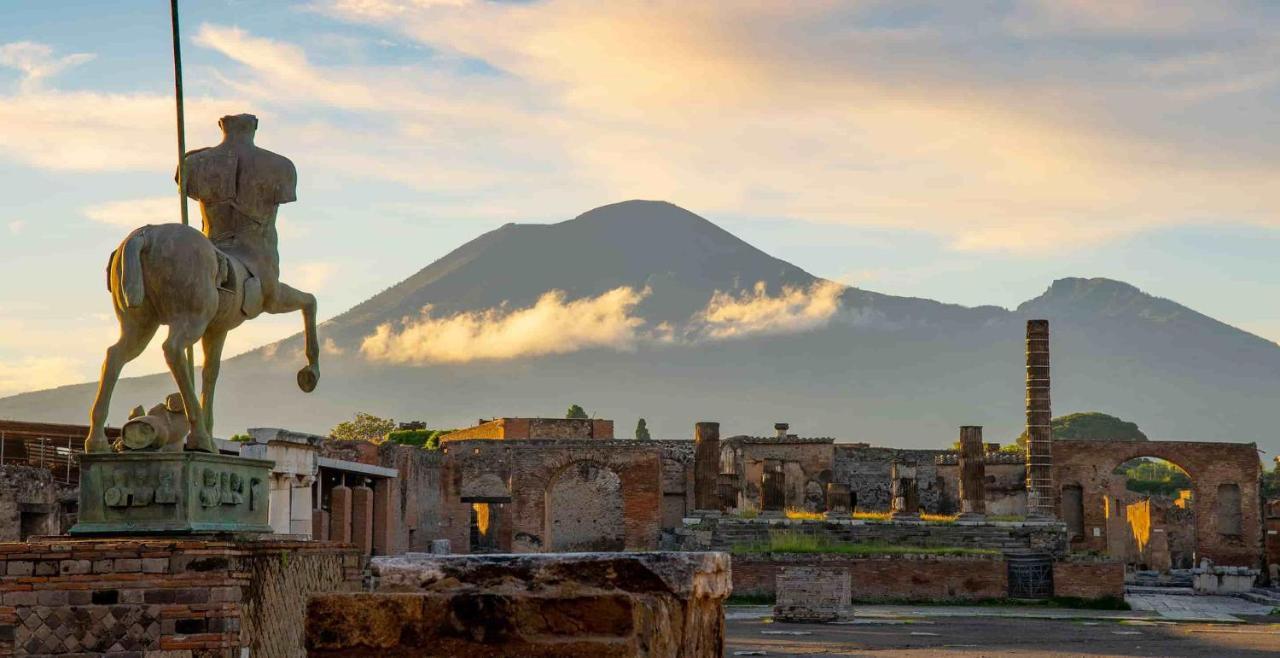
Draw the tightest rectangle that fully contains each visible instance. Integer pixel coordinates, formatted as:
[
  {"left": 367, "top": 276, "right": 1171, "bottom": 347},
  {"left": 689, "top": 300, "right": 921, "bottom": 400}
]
[{"left": 724, "top": 595, "right": 1280, "bottom": 657}]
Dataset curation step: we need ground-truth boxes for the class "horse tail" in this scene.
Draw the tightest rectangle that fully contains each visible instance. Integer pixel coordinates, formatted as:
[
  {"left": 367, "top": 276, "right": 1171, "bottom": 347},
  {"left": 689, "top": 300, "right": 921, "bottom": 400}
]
[{"left": 117, "top": 229, "right": 147, "bottom": 309}]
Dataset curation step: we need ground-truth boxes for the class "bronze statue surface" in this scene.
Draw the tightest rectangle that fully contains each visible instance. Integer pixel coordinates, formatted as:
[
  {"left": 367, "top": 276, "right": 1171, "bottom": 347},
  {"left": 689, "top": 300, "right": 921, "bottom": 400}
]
[{"left": 85, "top": 114, "right": 320, "bottom": 454}]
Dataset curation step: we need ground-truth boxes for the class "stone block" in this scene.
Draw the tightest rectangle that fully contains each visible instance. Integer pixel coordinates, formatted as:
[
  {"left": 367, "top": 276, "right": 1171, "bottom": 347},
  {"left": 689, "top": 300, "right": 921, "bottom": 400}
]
[
  {"left": 307, "top": 552, "right": 730, "bottom": 657},
  {"left": 60, "top": 559, "right": 92, "bottom": 575},
  {"left": 115, "top": 558, "right": 142, "bottom": 572},
  {"left": 6, "top": 561, "right": 33, "bottom": 576},
  {"left": 774, "top": 566, "right": 852, "bottom": 623},
  {"left": 141, "top": 558, "right": 168, "bottom": 574}
]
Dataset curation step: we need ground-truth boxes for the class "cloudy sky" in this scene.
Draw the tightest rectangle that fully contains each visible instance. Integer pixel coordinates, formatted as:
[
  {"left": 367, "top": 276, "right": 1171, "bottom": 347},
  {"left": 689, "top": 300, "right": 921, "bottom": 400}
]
[{"left": 1, "top": 0, "right": 1279, "bottom": 396}]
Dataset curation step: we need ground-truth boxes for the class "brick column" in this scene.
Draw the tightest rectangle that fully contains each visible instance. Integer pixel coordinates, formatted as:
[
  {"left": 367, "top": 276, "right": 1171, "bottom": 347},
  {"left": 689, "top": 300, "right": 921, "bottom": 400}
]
[
  {"left": 329, "top": 485, "right": 352, "bottom": 544},
  {"left": 313, "top": 508, "right": 330, "bottom": 542},
  {"left": 352, "top": 485, "right": 374, "bottom": 556},
  {"left": 1025, "top": 319, "right": 1056, "bottom": 519},
  {"left": 958, "top": 426, "right": 986, "bottom": 519},
  {"left": 693, "top": 422, "right": 720, "bottom": 511},
  {"left": 372, "top": 478, "right": 396, "bottom": 556}
]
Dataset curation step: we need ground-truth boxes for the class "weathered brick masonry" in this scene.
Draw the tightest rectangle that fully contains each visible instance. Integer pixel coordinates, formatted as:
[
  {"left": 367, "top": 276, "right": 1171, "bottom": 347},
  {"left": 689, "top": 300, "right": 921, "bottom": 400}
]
[
  {"left": 732, "top": 554, "right": 1009, "bottom": 601},
  {"left": 0, "top": 538, "right": 361, "bottom": 657},
  {"left": 1051, "top": 558, "right": 1125, "bottom": 601}
]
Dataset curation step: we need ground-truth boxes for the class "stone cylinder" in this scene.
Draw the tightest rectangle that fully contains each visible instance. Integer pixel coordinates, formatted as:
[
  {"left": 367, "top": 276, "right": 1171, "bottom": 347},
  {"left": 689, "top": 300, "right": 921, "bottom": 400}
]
[
  {"left": 958, "top": 426, "right": 986, "bottom": 517},
  {"left": 1025, "top": 319, "right": 1055, "bottom": 518},
  {"left": 693, "top": 422, "right": 721, "bottom": 511}
]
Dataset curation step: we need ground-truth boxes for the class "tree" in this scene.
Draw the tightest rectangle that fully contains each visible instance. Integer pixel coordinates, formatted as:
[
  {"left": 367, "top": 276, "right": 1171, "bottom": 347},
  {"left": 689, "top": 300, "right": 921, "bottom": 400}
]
[
  {"left": 1015, "top": 412, "right": 1146, "bottom": 449},
  {"left": 635, "top": 418, "right": 651, "bottom": 440},
  {"left": 330, "top": 412, "right": 396, "bottom": 443},
  {"left": 229, "top": 433, "right": 252, "bottom": 443},
  {"left": 1263, "top": 460, "right": 1280, "bottom": 500},
  {"left": 566, "top": 404, "right": 588, "bottom": 419}
]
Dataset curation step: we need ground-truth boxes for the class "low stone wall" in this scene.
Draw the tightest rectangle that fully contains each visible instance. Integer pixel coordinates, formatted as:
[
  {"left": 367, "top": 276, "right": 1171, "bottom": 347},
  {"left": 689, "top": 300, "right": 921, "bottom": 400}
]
[
  {"left": 732, "top": 553, "right": 1009, "bottom": 601},
  {"left": 0, "top": 537, "right": 362, "bottom": 657},
  {"left": 1051, "top": 558, "right": 1125, "bottom": 601},
  {"left": 668, "top": 517, "right": 1068, "bottom": 556},
  {"left": 307, "top": 551, "right": 730, "bottom": 657}
]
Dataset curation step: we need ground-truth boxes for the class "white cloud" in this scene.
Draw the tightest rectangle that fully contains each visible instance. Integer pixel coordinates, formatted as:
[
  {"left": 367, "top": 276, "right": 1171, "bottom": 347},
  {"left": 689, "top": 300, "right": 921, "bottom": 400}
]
[
  {"left": 361, "top": 287, "right": 649, "bottom": 364},
  {"left": 691, "top": 280, "right": 846, "bottom": 341},
  {"left": 0, "top": 41, "right": 93, "bottom": 91},
  {"left": 83, "top": 197, "right": 181, "bottom": 228},
  {"left": 289, "top": 262, "right": 338, "bottom": 290},
  {"left": 6, "top": 220, "right": 25, "bottom": 235},
  {"left": 0, "top": 356, "right": 84, "bottom": 397}
]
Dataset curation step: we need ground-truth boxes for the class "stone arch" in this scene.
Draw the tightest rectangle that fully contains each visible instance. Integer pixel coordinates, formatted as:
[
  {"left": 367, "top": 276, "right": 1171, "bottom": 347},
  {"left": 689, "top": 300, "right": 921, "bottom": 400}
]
[
  {"left": 1053, "top": 439, "right": 1261, "bottom": 568},
  {"left": 543, "top": 460, "right": 625, "bottom": 552}
]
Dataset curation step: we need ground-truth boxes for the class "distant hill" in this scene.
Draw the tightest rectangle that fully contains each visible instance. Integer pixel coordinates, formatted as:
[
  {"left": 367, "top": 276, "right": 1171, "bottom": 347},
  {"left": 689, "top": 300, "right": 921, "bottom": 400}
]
[{"left": 3, "top": 200, "right": 1278, "bottom": 454}]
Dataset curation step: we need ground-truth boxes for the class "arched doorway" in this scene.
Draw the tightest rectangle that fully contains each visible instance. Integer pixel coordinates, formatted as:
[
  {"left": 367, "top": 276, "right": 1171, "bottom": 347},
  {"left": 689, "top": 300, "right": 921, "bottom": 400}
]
[
  {"left": 1105, "top": 457, "right": 1196, "bottom": 570},
  {"left": 545, "top": 461, "right": 624, "bottom": 551}
]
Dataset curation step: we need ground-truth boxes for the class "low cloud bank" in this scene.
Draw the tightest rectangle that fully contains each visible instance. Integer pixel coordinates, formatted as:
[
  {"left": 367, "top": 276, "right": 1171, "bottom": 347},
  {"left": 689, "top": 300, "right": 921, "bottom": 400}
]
[
  {"left": 359, "top": 280, "right": 846, "bottom": 365},
  {"left": 361, "top": 287, "right": 649, "bottom": 364}
]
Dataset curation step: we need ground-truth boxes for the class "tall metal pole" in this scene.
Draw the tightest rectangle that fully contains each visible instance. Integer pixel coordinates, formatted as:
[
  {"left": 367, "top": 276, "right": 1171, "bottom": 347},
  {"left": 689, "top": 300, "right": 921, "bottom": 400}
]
[{"left": 171, "top": 1, "right": 196, "bottom": 382}]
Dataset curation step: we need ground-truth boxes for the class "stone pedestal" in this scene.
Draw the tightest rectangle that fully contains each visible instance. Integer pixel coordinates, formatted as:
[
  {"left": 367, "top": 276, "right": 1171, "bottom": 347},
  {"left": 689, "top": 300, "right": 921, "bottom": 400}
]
[
  {"left": 825, "top": 483, "right": 851, "bottom": 517},
  {"left": 774, "top": 566, "right": 852, "bottom": 622},
  {"left": 71, "top": 452, "right": 272, "bottom": 535},
  {"left": 889, "top": 462, "right": 919, "bottom": 520},
  {"left": 958, "top": 426, "right": 987, "bottom": 520},
  {"left": 306, "top": 552, "right": 730, "bottom": 657}
]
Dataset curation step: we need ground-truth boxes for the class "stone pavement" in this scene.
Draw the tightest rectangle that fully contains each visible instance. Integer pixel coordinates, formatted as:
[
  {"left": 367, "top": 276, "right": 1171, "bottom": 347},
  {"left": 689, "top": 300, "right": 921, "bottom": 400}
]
[{"left": 1126, "top": 592, "right": 1276, "bottom": 622}]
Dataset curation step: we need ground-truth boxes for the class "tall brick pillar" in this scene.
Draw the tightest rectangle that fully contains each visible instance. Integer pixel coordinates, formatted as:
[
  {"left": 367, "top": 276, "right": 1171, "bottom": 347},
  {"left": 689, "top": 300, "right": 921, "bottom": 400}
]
[
  {"left": 693, "top": 422, "right": 721, "bottom": 511},
  {"left": 958, "top": 426, "right": 986, "bottom": 519},
  {"left": 329, "top": 484, "right": 352, "bottom": 544},
  {"left": 372, "top": 478, "right": 397, "bottom": 556},
  {"left": 1025, "top": 319, "right": 1056, "bottom": 518},
  {"left": 352, "top": 485, "right": 374, "bottom": 556}
]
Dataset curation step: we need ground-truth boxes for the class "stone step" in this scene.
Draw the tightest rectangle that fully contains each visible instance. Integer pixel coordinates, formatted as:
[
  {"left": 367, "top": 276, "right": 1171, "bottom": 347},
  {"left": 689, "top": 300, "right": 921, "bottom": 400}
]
[
  {"left": 1240, "top": 589, "right": 1280, "bottom": 607},
  {"left": 1126, "top": 585, "right": 1195, "bottom": 596}
]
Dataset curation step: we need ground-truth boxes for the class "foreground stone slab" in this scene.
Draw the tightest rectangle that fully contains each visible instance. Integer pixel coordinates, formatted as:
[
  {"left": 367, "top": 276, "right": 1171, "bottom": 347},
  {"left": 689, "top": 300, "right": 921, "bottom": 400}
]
[
  {"left": 774, "top": 566, "right": 852, "bottom": 622},
  {"left": 307, "top": 551, "right": 731, "bottom": 657}
]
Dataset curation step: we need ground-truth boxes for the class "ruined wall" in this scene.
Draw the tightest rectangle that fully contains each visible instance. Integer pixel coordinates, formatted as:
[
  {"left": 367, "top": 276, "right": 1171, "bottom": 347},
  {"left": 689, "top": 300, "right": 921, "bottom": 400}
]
[
  {"left": 725, "top": 439, "right": 833, "bottom": 512},
  {"left": 659, "top": 441, "right": 694, "bottom": 529},
  {"left": 547, "top": 463, "right": 624, "bottom": 551},
  {"left": 1052, "top": 558, "right": 1125, "bottom": 601},
  {"left": 937, "top": 454, "right": 1027, "bottom": 517},
  {"left": 834, "top": 446, "right": 949, "bottom": 513},
  {"left": 1054, "top": 439, "right": 1263, "bottom": 568},
  {"left": 377, "top": 444, "right": 443, "bottom": 553},
  {"left": 441, "top": 418, "right": 613, "bottom": 441},
  {"left": 667, "top": 517, "right": 1068, "bottom": 555},
  {"left": 0, "top": 465, "right": 59, "bottom": 541},
  {"left": 731, "top": 554, "right": 1008, "bottom": 601},
  {"left": 441, "top": 439, "right": 662, "bottom": 554}
]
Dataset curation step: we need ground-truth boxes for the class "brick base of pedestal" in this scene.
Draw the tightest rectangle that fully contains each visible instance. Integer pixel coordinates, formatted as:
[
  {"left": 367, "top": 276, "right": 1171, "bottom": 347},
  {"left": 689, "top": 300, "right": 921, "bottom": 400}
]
[
  {"left": 0, "top": 537, "right": 363, "bottom": 657},
  {"left": 306, "top": 552, "right": 730, "bottom": 657}
]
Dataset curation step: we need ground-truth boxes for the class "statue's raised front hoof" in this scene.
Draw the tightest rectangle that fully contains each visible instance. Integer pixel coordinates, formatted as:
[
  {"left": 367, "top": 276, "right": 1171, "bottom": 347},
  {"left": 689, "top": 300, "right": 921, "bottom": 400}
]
[
  {"left": 84, "top": 435, "right": 112, "bottom": 454},
  {"left": 297, "top": 365, "right": 319, "bottom": 393}
]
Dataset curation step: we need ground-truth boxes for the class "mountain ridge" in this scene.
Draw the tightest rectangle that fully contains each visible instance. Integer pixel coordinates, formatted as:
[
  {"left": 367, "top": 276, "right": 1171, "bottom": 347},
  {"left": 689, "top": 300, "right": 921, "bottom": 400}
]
[{"left": 2, "top": 201, "right": 1277, "bottom": 453}]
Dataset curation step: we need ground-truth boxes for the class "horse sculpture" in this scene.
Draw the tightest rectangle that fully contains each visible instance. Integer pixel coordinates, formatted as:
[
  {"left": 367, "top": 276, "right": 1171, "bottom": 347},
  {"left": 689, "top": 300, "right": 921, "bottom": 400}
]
[{"left": 85, "top": 114, "right": 319, "bottom": 454}]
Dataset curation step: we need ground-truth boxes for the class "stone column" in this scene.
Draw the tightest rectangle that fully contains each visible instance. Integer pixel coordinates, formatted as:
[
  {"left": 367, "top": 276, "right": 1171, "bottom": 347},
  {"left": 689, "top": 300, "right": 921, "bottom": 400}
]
[
  {"left": 313, "top": 508, "right": 330, "bottom": 542},
  {"left": 825, "top": 483, "right": 851, "bottom": 517},
  {"left": 372, "top": 478, "right": 397, "bottom": 556},
  {"left": 329, "top": 484, "right": 352, "bottom": 544},
  {"left": 958, "top": 426, "right": 986, "bottom": 519},
  {"left": 693, "top": 422, "right": 721, "bottom": 511},
  {"left": 890, "top": 462, "right": 919, "bottom": 519},
  {"left": 1025, "top": 319, "right": 1056, "bottom": 519},
  {"left": 352, "top": 485, "right": 374, "bottom": 556}
]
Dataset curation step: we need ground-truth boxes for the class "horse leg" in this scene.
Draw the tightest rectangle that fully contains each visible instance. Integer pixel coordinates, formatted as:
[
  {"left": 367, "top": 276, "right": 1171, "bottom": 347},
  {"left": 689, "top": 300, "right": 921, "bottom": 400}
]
[
  {"left": 162, "top": 315, "right": 216, "bottom": 453},
  {"left": 199, "top": 329, "right": 228, "bottom": 441},
  {"left": 86, "top": 311, "right": 158, "bottom": 452},
  {"left": 264, "top": 281, "right": 320, "bottom": 392}
]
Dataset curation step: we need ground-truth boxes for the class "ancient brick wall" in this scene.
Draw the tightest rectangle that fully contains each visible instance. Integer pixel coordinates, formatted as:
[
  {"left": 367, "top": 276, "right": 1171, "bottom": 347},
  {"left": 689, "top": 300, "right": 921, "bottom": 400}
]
[
  {"left": 0, "top": 466, "right": 59, "bottom": 541},
  {"left": 442, "top": 418, "right": 613, "bottom": 442},
  {"left": 0, "top": 538, "right": 362, "bottom": 657},
  {"left": 441, "top": 439, "right": 663, "bottom": 553},
  {"left": 723, "top": 439, "right": 833, "bottom": 512},
  {"left": 732, "top": 554, "right": 1008, "bottom": 601},
  {"left": 1051, "top": 558, "right": 1125, "bottom": 601},
  {"left": 834, "top": 446, "right": 949, "bottom": 513},
  {"left": 1053, "top": 439, "right": 1263, "bottom": 567},
  {"left": 377, "top": 444, "right": 442, "bottom": 553},
  {"left": 936, "top": 454, "right": 1028, "bottom": 517},
  {"left": 668, "top": 517, "right": 1068, "bottom": 555},
  {"left": 546, "top": 463, "right": 624, "bottom": 551},
  {"left": 659, "top": 441, "right": 694, "bottom": 529}
]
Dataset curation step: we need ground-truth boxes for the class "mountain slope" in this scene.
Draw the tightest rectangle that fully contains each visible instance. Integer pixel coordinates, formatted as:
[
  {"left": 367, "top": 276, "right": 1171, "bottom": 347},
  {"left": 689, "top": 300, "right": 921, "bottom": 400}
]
[{"left": 3, "top": 201, "right": 1278, "bottom": 454}]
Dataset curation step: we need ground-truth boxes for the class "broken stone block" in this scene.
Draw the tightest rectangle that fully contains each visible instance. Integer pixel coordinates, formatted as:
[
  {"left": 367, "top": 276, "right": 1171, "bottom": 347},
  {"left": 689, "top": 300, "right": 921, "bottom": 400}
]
[{"left": 773, "top": 566, "right": 852, "bottom": 623}]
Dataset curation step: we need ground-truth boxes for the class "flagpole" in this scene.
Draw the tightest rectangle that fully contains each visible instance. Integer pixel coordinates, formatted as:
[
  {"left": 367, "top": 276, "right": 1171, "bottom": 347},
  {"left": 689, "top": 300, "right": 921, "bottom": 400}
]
[{"left": 170, "top": 0, "right": 196, "bottom": 383}]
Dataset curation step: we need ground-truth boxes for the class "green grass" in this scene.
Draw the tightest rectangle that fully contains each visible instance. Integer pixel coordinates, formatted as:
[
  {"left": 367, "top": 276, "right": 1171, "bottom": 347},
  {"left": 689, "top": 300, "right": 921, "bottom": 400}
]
[
  {"left": 986, "top": 515, "right": 1026, "bottom": 522},
  {"left": 731, "top": 531, "right": 999, "bottom": 557}
]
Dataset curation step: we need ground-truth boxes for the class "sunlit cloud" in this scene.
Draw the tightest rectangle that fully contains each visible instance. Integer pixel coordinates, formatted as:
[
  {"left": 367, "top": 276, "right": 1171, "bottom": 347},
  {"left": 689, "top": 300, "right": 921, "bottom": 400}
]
[
  {"left": 690, "top": 280, "right": 845, "bottom": 341},
  {"left": 361, "top": 286, "right": 649, "bottom": 364},
  {"left": 6, "top": 220, "right": 25, "bottom": 235},
  {"left": 289, "top": 261, "right": 338, "bottom": 291},
  {"left": 83, "top": 197, "right": 180, "bottom": 228},
  {"left": 0, "top": 41, "right": 93, "bottom": 91}
]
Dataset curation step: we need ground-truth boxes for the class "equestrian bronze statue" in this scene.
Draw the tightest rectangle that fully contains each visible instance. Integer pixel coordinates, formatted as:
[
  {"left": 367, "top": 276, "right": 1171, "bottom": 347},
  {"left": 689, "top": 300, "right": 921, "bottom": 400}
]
[{"left": 85, "top": 114, "right": 319, "bottom": 454}]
